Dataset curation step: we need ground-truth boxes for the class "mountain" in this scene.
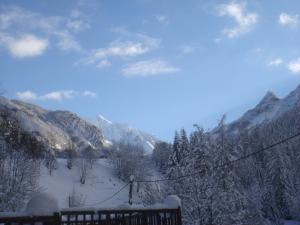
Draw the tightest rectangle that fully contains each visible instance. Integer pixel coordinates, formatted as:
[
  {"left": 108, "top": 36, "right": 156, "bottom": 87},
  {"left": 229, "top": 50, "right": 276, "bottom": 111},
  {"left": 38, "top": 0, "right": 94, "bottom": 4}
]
[
  {"left": 226, "top": 84, "right": 300, "bottom": 134},
  {"left": 96, "top": 114, "right": 158, "bottom": 154},
  {"left": 0, "top": 96, "right": 104, "bottom": 152}
]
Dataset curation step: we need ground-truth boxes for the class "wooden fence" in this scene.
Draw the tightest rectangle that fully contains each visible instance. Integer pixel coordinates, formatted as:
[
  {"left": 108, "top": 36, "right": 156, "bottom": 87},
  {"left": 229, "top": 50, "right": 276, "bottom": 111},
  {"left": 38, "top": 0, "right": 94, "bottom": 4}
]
[{"left": 0, "top": 208, "right": 182, "bottom": 225}]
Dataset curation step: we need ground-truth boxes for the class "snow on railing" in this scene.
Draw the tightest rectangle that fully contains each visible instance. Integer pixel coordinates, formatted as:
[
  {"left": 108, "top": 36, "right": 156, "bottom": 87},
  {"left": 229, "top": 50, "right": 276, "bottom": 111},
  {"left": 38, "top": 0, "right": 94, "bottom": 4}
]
[{"left": 0, "top": 194, "right": 181, "bottom": 224}]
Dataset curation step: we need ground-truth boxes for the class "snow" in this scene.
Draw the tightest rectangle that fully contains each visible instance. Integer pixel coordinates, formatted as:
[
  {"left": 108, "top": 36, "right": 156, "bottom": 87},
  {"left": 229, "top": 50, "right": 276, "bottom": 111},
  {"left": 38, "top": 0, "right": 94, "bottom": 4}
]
[
  {"left": 0, "top": 212, "right": 29, "bottom": 218},
  {"left": 103, "top": 139, "right": 113, "bottom": 147},
  {"left": 163, "top": 195, "right": 181, "bottom": 208},
  {"left": 25, "top": 193, "right": 59, "bottom": 215},
  {"left": 226, "top": 85, "right": 300, "bottom": 134},
  {"left": 98, "top": 114, "right": 113, "bottom": 124},
  {"left": 38, "top": 159, "right": 142, "bottom": 208},
  {"left": 0, "top": 96, "right": 104, "bottom": 152},
  {"left": 146, "top": 140, "right": 155, "bottom": 150},
  {"left": 96, "top": 114, "right": 158, "bottom": 154},
  {"left": 283, "top": 220, "right": 300, "bottom": 225},
  {"left": 60, "top": 201, "right": 179, "bottom": 212}
]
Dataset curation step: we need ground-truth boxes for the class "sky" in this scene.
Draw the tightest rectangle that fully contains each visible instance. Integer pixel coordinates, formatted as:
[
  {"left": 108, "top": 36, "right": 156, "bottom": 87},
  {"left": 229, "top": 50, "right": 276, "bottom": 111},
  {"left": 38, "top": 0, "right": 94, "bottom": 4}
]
[{"left": 1, "top": 0, "right": 300, "bottom": 141}]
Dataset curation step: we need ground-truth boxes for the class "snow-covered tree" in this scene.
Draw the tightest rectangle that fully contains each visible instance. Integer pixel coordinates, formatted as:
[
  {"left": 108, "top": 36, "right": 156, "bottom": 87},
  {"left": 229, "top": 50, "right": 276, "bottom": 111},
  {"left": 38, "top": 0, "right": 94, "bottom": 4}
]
[{"left": 0, "top": 113, "right": 41, "bottom": 212}]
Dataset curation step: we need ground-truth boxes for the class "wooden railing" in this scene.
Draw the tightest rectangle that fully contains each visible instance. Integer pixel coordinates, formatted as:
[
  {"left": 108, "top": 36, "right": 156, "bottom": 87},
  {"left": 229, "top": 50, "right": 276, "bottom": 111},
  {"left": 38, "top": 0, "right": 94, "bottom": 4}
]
[
  {"left": 0, "top": 208, "right": 182, "bottom": 225},
  {"left": 0, "top": 214, "right": 60, "bottom": 225}
]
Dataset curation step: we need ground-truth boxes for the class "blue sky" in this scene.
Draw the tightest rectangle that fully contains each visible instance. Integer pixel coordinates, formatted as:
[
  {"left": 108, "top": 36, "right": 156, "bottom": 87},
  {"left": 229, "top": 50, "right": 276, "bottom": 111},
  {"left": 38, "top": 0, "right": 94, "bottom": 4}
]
[{"left": 1, "top": 0, "right": 300, "bottom": 141}]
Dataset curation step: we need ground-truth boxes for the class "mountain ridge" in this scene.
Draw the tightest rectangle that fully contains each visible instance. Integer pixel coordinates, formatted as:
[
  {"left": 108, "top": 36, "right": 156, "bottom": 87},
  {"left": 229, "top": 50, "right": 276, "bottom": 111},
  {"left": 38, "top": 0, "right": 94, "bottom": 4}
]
[
  {"left": 226, "top": 84, "right": 300, "bottom": 134},
  {"left": 96, "top": 114, "right": 158, "bottom": 154},
  {"left": 0, "top": 96, "right": 104, "bottom": 152}
]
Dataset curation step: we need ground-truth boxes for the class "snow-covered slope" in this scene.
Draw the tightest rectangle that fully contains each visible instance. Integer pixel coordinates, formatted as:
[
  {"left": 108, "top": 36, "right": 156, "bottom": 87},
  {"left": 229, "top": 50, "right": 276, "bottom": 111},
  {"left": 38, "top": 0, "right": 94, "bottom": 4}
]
[
  {"left": 226, "top": 84, "right": 300, "bottom": 134},
  {"left": 0, "top": 96, "right": 104, "bottom": 151},
  {"left": 39, "top": 159, "right": 141, "bottom": 208},
  {"left": 96, "top": 115, "right": 158, "bottom": 154}
]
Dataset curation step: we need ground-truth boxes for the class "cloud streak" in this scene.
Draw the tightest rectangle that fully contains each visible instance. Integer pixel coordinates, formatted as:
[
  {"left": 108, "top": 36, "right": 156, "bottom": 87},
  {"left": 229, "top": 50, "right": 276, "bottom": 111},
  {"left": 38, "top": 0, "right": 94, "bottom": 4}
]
[
  {"left": 268, "top": 58, "right": 283, "bottom": 66},
  {"left": 154, "top": 15, "right": 169, "bottom": 25},
  {"left": 217, "top": 2, "right": 258, "bottom": 38},
  {"left": 122, "top": 59, "right": 179, "bottom": 77},
  {"left": 81, "top": 30, "right": 160, "bottom": 69},
  {"left": 16, "top": 90, "right": 96, "bottom": 101}
]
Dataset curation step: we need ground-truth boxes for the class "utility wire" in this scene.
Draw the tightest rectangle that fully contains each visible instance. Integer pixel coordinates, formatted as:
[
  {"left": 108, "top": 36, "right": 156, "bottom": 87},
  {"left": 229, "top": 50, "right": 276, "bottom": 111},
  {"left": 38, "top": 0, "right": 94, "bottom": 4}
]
[
  {"left": 84, "top": 131, "right": 300, "bottom": 206},
  {"left": 136, "top": 131, "right": 300, "bottom": 183},
  {"left": 85, "top": 183, "right": 129, "bottom": 206}
]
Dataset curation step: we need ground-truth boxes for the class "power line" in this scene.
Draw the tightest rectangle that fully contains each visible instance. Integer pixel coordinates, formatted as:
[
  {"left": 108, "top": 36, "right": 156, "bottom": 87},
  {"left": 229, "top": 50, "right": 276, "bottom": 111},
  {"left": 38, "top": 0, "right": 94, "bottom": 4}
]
[
  {"left": 85, "top": 183, "right": 129, "bottom": 206},
  {"left": 136, "top": 131, "right": 300, "bottom": 183},
  {"left": 84, "top": 130, "right": 300, "bottom": 207}
]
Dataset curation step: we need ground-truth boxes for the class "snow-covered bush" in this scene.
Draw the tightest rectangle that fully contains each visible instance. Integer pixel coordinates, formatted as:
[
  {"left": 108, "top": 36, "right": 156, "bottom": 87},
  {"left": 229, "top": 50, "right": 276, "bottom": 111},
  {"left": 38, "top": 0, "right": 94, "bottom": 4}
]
[{"left": 25, "top": 192, "right": 59, "bottom": 215}]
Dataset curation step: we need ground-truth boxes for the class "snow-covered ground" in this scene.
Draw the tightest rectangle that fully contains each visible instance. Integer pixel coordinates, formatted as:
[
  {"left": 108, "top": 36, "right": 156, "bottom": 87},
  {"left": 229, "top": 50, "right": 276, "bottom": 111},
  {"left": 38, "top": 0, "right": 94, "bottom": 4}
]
[
  {"left": 284, "top": 220, "right": 300, "bottom": 225},
  {"left": 39, "top": 159, "right": 142, "bottom": 208}
]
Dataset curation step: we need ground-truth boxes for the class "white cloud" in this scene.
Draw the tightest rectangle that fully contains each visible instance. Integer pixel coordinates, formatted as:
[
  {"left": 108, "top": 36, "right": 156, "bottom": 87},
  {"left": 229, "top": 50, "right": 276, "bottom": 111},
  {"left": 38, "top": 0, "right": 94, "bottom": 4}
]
[
  {"left": 82, "top": 31, "right": 160, "bottom": 68},
  {"left": 82, "top": 90, "right": 96, "bottom": 98},
  {"left": 94, "top": 34, "right": 159, "bottom": 59},
  {"left": 0, "top": 5, "right": 86, "bottom": 56},
  {"left": 96, "top": 59, "right": 111, "bottom": 68},
  {"left": 1, "top": 34, "right": 48, "bottom": 58},
  {"left": 180, "top": 45, "right": 194, "bottom": 54},
  {"left": 122, "top": 59, "right": 179, "bottom": 77},
  {"left": 40, "top": 90, "right": 75, "bottom": 101},
  {"left": 288, "top": 58, "right": 300, "bottom": 74},
  {"left": 269, "top": 58, "right": 283, "bottom": 66},
  {"left": 217, "top": 2, "right": 258, "bottom": 38},
  {"left": 16, "top": 90, "right": 96, "bottom": 101},
  {"left": 95, "top": 41, "right": 150, "bottom": 58},
  {"left": 16, "top": 90, "right": 38, "bottom": 100},
  {"left": 279, "top": 13, "right": 298, "bottom": 27},
  {"left": 67, "top": 19, "right": 89, "bottom": 32},
  {"left": 54, "top": 31, "right": 82, "bottom": 51},
  {"left": 154, "top": 15, "right": 168, "bottom": 24}
]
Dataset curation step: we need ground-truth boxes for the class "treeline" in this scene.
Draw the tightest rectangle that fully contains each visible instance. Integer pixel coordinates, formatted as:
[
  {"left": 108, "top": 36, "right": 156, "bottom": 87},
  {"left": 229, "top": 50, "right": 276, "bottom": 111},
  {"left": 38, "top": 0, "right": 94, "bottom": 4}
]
[{"left": 153, "top": 108, "right": 300, "bottom": 225}]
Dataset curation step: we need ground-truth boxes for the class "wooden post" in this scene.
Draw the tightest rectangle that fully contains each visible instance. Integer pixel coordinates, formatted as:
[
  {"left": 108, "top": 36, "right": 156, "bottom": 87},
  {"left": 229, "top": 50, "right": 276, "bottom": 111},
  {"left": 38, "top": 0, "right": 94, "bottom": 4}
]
[
  {"left": 136, "top": 181, "right": 140, "bottom": 193},
  {"left": 177, "top": 207, "right": 183, "bottom": 225},
  {"left": 129, "top": 175, "right": 134, "bottom": 205},
  {"left": 53, "top": 212, "right": 60, "bottom": 225}
]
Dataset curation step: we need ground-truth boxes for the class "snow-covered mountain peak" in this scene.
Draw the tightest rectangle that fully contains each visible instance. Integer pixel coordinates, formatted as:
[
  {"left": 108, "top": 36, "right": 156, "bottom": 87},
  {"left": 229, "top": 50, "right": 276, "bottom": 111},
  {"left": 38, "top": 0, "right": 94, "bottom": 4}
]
[
  {"left": 98, "top": 114, "right": 112, "bottom": 125},
  {"left": 226, "top": 84, "right": 300, "bottom": 134},
  {"left": 96, "top": 114, "right": 159, "bottom": 154},
  {"left": 283, "top": 84, "right": 300, "bottom": 105},
  {"left": 257, "top": 91, "right": 279, "bottom": 107}
]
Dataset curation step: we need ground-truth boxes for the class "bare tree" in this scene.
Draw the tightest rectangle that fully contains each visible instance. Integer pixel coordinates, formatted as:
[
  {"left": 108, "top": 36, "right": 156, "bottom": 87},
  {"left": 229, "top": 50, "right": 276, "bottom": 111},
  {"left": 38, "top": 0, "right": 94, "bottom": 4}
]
[
  {"left": 82, "top": 146, "right": 97, "bottom": 169},
  {"left": 44, "top": 153, "right": 57, "bottom": 176},
  {"left": 66, "top": 141, "right": 77, "bottom": 170},
  {"left": 78, "top": 158, "right": 88, "bottom": 184},
  {"left": 0, "top": 114, "right": 41, "bottom": 211},
  {"left": 109, "top": 141, "right": 148, "bottom": 182}
]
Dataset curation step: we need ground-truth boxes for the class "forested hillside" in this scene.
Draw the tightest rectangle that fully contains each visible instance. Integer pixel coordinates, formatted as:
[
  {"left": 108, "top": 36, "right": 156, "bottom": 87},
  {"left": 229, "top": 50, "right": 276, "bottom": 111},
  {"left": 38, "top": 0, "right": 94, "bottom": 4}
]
[{"left": 153, "top": 86, "right": 300, "bottom": 225}]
